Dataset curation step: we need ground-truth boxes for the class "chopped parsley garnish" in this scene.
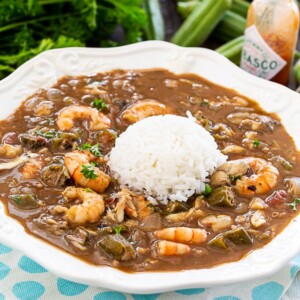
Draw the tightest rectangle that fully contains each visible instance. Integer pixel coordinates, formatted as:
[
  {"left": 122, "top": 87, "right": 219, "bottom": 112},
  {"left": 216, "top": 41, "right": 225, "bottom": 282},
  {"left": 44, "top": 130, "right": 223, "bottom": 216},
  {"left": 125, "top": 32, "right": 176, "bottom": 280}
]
[
  {"left": 85, "top": 188, "right": 94, "bottom": 193},
  {"left": 204, "top": 184, "right": 212, "bottom": 196},
  {"left": 80, "top": 164, "right": 98, "bottom": 179},
  {"left": 78, "top": 143, "right": 102, "bottom": 157},
  {"left": 253, "top": 139, "right": 260, "bottom": 148},
  {"left": 90, "top": 144, "right": 102, "bottom": 157},
  {"left": 78, "top": 143, "right": 92, "bottom": 150},
  {"left": 92, "top": 98, "right": 108, "bottom": 111},
  {"left": 113, "top": 225, "right": 124, "bottom": 234},
  {"left": 288, "top": 198, "right": 300, "bottom": 211}
]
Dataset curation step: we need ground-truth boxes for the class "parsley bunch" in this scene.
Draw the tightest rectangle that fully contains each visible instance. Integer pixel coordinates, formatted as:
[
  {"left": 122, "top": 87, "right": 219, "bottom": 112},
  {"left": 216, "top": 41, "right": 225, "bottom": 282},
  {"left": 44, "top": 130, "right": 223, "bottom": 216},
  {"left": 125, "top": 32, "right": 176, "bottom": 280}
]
[{"left": 0, "top": 0, "right": 147, "bottom": 79}]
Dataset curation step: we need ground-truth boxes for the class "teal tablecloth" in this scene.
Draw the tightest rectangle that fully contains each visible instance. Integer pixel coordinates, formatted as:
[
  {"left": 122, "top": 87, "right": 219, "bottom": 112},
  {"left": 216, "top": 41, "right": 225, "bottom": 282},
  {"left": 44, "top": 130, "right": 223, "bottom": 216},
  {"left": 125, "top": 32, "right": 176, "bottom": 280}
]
[{"left": 0, "top": 243, "right": 299, "bottom": 300}]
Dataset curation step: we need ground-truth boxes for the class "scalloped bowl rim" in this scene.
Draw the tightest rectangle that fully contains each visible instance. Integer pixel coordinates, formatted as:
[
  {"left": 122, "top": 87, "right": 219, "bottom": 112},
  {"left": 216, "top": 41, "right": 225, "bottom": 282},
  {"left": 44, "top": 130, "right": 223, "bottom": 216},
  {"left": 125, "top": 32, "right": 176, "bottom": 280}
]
[{"left": 0, "top": 41, "right": 300, "bottom": 294}]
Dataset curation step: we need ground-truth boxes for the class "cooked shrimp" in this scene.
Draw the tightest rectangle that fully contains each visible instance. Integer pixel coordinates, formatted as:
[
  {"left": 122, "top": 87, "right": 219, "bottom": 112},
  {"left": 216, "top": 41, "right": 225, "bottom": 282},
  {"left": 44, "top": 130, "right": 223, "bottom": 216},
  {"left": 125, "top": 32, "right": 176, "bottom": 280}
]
[
  {"left": 157, "top": 240, "right": 190, "bottom": 256},
  {"left": 0, "top": 144, "right": 22, "bottom": 158},
  {"left": 64, "top": 150, "right": 110, "bottom": 193},
  {"left": 64, "top": 187, "right": 105, "bottom": 225},
  {"left": 121, "top": 100, "right": 171, "bottom": 123},
  {"left": 235, "top": 157, "right": 279, "bottom": 196},
  {"left": 62, "top": 186, "right": 80, "bottom": 202},
  {"left": 154, "top": 227, "right": 207, "bottom": 244},
  {"left": 56, "top": 105, "right": 110, "bottom": 131}
]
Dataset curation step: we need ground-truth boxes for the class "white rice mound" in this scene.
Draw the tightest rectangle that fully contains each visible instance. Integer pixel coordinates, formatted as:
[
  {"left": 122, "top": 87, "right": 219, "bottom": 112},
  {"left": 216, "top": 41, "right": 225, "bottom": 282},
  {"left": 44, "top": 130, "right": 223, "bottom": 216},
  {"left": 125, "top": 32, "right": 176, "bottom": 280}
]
[{"left": 108, "top": 114, "right": 227, "bottom": 204}]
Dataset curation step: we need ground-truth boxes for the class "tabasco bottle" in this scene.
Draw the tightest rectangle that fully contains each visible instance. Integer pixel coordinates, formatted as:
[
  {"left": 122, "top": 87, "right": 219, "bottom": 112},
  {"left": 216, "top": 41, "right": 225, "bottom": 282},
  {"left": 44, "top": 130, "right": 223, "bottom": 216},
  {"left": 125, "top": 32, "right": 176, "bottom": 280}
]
[{"left": 241, "top": 0, "right": 299, "bottom": 85}]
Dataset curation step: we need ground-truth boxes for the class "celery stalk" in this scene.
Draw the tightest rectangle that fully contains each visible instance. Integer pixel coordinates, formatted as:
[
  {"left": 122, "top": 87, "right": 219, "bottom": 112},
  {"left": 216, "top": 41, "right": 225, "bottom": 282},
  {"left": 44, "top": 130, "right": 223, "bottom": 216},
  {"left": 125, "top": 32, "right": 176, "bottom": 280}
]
[
  {"left": 142, "top": 0, "right": 165, "bottom": 40},
  {"left": 213, "top": 11, "right": 246, "bottom": 42},
  {"left": 216, "top": 35, "right": 245, "bottom": 65},
  {"left": 294, "top": 59, "right": 300, "bottom": 84},
  {"left": 177, "top": 1, "right": 199, "bottom": 19},
  {"left": 177, "top": 0, "right": 249, "bottom": 19},
  {"left": 231, "top": 0, "right": 250, "bottom": 18},
  {"left": 171, "top": 0, "right": 232, "bottom": 47}
]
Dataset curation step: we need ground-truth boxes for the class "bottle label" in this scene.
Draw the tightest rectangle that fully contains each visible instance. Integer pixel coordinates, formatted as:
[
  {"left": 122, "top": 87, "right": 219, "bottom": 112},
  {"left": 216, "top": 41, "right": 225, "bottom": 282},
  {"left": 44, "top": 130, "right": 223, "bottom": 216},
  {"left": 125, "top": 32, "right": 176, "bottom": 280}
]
[{"left": 241, "top": 25, "right": 287, "bottom": 80}]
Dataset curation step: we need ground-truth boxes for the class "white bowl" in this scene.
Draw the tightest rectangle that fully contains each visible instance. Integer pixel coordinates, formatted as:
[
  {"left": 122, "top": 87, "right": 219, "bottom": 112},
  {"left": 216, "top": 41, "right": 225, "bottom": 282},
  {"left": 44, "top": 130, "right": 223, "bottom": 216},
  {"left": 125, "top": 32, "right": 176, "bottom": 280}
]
[{"left": 1, "top": 41, "right": 300, "bottom": 294}]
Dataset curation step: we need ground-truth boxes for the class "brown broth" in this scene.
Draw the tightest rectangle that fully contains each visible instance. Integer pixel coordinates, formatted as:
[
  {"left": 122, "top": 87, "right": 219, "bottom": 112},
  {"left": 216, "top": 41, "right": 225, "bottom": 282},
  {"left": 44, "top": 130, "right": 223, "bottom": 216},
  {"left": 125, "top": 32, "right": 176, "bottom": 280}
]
[{"left": 0, "top": 69, "right": 299, "bottom": 272}]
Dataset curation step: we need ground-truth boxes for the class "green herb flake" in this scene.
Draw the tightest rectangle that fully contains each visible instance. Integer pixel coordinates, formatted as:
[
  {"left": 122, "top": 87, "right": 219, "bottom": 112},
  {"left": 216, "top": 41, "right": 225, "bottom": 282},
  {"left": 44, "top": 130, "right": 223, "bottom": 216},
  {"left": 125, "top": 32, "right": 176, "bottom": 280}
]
[
  {"left": 78, "top": 143, "right": 92, "bottom": 150},
  {"left": 253, "top": 139, "right": 260, "bottom": 148},
  {"left": 92, "top": 98, "right": 108, "bottom": 111},
  {"left": 288, "top": 198, "right": 300, "bottom": 211},
  {"left": 78, "top": 143, "right": 102, "bottom": 157},
  {"left": 90, "top": 144, "right": 102, "bottom": 157},
  {"left": 204, "top": 184, "right": 212, "bottom": 196},
  {"left": 85, "top": 188, "right": 94, "bottom": 193},
  {"left": 113, "top": 226, "right": 123, "bottom": 235},
  {"left": 80, "top": 164, "right": 98, "bottom": 180}
]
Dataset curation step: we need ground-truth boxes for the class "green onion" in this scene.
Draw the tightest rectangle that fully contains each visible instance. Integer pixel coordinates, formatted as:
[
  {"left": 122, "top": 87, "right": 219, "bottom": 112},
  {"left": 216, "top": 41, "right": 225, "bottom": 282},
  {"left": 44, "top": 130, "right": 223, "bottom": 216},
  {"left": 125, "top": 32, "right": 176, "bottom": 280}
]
[{"left": 171, "top": 0, "right": 232, "bottom": 47}]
